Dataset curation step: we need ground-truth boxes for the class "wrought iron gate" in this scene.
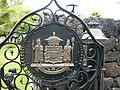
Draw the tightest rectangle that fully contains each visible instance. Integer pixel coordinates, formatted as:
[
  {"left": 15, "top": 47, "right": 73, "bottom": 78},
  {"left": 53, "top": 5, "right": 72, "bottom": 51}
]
[{"left": 0, "top": 0, "right": 104, "bottom": 90}]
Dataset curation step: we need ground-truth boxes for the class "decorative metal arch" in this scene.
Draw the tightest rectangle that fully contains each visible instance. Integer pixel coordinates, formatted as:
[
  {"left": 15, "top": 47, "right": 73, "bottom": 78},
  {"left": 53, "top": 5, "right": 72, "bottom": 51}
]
[{"left": 0, "top": 0, "right": 104, "bottom": 90}]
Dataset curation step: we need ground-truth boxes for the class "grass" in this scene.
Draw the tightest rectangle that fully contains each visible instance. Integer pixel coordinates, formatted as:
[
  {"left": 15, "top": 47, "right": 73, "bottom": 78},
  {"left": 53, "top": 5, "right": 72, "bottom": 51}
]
[{"left": 0, "top": 44, "right": 32, "bottom": 90}]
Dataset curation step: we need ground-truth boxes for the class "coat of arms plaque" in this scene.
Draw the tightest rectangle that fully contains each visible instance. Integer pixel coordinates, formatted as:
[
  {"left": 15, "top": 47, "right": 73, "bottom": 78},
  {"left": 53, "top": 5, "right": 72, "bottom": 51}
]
[{"left": 31, "top": 32, "right": 75, "bottom": 74}]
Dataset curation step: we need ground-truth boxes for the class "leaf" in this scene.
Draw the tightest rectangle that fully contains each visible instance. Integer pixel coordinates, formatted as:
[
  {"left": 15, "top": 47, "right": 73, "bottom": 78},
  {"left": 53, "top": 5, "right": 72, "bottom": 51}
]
[{"left": 0, "top": 0, "right": 31, "bottom": 36}]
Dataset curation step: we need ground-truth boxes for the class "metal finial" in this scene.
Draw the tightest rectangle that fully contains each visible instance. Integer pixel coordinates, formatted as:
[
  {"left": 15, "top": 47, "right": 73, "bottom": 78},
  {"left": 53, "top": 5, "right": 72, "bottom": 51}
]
[{"left": 67, "top": 4, "right": 78, "bottom": 13}]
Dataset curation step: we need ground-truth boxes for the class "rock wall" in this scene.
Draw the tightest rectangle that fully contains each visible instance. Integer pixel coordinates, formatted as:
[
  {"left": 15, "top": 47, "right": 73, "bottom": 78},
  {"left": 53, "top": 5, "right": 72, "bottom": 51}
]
[{"left": 84, "top": 17, "right": 120, "bottom": 90}]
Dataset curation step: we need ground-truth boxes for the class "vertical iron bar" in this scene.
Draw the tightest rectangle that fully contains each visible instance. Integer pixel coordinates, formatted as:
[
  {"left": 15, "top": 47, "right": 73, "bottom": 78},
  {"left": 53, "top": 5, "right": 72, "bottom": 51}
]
[
  {"left": 100, "top": 47, "right": 105, "bottom": 90},
  {"left": 0, "top": 67, "right": 2, "bottom": 90}
]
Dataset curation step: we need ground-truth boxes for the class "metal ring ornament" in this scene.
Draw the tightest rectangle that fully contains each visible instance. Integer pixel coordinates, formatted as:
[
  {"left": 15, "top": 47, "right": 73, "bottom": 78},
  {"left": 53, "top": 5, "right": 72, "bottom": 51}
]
[{"left": 4, "top": 43, "right": 19, "bottom": 61}]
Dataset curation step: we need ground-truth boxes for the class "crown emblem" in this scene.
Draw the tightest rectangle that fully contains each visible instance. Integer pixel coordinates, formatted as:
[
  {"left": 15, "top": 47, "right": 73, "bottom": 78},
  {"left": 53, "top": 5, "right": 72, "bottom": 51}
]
[
  {"left": 31, "top": 32, "right": 75, "bottom": 74},
  {"left": 45, "top": 32, "right": 63, "bottom": 46}
]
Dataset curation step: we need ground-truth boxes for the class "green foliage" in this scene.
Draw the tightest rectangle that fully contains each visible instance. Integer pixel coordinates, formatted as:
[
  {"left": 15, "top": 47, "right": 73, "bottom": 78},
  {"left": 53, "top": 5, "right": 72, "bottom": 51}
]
[
  {"left": 77, "top": 12, "right": 84, "bottom": 18},
  {"left": 0, "top": 0, "right": 31, "bottom": 37},
  {"left": 0, "top": 44, "right": 28, "bottom": 90},
  {"left": 90, "top": 11, "right": 101, "bottom": 18}
]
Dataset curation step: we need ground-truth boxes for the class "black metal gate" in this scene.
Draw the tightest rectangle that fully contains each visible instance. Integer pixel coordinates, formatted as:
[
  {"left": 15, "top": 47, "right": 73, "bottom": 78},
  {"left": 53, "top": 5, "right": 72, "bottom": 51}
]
[{"left": 0, "top": 0, "right": 104, "bottom": 90}]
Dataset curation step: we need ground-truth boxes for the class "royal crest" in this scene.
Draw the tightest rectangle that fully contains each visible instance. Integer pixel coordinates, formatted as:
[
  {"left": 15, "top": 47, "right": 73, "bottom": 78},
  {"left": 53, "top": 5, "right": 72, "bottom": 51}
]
[
  {"left": 44, "top": 32, "right": 63, "bottom": 64},
  {"left": 31, "top": 32, "right": 75, "bottom": 74}
]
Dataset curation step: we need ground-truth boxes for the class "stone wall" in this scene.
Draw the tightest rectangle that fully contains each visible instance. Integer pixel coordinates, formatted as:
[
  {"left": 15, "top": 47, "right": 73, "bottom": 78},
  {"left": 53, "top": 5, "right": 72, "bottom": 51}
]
[{"left": 84, "top": 17, "right": 120, "bottom": 90}]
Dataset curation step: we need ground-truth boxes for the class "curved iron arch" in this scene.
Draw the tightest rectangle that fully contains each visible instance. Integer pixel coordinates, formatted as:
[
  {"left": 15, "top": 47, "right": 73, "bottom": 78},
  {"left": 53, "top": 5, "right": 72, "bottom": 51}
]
[{"left": 0, "top": 0, "right": 104, "bottom": 90}]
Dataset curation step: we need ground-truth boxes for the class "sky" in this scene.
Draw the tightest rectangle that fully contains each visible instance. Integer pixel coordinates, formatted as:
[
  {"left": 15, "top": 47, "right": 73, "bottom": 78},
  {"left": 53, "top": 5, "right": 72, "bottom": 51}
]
[{"left": 24, "top": 0, "right": 120, "bottom": 20}]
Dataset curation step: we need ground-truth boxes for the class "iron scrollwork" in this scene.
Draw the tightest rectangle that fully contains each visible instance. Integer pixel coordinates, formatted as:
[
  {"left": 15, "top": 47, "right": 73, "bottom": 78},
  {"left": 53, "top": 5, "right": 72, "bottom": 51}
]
[{"left": 0, "top": 0, "right": 104, "bottom": 90}]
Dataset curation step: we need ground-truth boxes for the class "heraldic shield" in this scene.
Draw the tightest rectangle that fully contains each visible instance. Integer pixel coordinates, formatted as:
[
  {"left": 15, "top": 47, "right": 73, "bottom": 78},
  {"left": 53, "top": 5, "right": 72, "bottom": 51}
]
[
  {"left": 23, "top": 23, "right": 84, "bottom": 83},
  {"left": 31, "top": 32, "right": 75, "bottom": 75},
  {"left": 0, "top": 0, "right": 104, "bottom": 89}
]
